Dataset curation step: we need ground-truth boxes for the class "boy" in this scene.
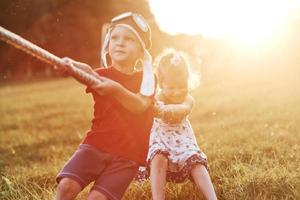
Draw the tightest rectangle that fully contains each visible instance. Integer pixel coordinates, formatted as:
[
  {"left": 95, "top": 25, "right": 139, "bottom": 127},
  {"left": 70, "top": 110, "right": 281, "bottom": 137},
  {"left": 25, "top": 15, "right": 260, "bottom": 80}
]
[{"left": 54, "top": 12, "right": 155, "bottom": 200}]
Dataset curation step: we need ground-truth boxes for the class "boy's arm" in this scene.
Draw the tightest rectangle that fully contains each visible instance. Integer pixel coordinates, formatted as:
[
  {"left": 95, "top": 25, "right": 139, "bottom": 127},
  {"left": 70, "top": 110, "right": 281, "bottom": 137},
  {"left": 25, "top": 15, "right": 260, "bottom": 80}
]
[
  {"left": 69, "top": 60, "right": 99, "bottom": 77},
  {"left": 56, "top": 57, "right": 152, "bottom": 113},
  {"left": 92, "top": 76, "right": 153, "bottom": 114},
  {"left": 114, "top": 88, "right": 152, "bottom": 113},
  {"left": 55, "top": 57, "right": 101, "bottom": 84}
]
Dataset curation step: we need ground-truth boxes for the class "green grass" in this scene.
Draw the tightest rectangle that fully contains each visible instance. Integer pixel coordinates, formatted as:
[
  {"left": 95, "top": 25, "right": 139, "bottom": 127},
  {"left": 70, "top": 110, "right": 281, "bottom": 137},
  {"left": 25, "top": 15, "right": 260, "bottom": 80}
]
[{"left": 0, "top": 73, "right": 299, "bottom": 199}]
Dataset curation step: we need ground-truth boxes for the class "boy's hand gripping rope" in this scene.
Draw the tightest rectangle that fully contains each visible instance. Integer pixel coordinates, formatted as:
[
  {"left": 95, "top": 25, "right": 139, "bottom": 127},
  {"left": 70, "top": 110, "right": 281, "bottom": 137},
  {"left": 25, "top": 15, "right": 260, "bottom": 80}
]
[{"left": 0, "top": 26, "right": 102, "bottom": 86}]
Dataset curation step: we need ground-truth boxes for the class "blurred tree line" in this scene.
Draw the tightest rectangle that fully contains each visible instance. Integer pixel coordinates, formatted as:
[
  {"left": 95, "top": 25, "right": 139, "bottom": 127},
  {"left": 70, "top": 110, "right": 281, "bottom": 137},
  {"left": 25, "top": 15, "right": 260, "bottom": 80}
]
[
  {"left": 0, "top": 0, "right": 299, "bottom": 83},
  {"left": 0, "top": 0, "right": 204, "bottom": 81}
]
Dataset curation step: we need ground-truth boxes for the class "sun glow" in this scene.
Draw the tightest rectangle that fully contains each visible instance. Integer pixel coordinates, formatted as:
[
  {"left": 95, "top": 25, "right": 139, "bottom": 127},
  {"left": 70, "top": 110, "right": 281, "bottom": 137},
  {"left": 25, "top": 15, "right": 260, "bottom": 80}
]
[{"left": 149, "top": 0, "right": 300, "bottom": 45}]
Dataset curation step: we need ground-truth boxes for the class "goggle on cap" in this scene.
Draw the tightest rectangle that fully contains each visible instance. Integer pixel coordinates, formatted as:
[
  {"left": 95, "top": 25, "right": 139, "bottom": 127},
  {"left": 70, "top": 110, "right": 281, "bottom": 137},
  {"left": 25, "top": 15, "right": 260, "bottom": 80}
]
[{"left": 101, "top": 12, "right": 155, "bottom": 96}]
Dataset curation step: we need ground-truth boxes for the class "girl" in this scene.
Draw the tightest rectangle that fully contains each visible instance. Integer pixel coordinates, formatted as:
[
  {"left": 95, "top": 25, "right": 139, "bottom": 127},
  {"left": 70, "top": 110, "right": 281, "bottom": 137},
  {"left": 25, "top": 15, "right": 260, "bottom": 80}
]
[{"left": 148, "top": 49, "right": 217, "bottom": 200}]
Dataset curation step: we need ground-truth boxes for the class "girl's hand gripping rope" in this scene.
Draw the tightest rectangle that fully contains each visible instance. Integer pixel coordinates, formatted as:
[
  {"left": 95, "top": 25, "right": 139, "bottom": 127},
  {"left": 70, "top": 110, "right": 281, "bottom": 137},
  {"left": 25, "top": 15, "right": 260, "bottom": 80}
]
[
  {"left": 154, "top": 102, "right": 183, "bottom": 124},
  {"left": 161, "top": 105, "right": 183, "bottom": 124}
]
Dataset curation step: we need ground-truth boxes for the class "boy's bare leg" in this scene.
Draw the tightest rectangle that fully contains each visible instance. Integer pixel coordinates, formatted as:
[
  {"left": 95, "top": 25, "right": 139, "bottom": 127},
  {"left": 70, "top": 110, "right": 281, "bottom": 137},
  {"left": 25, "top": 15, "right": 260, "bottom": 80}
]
[
  {"left": 191, "top": 165, "right": 218, "bottom": 200},
  {"left": 54, "top": 178, "right": 82, "bottom": 200},
  {"left": 150, "top": 154, "right": 168, "bottom": 200}
]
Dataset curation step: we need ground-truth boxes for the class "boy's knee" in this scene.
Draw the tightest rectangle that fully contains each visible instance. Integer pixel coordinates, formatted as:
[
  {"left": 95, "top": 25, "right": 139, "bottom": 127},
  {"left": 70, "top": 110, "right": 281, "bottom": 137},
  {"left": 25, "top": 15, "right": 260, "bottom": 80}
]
[
  {"left": 56, "top": 178, "right": 81, "bottom": 198},
  {"left": 87, "top": 190, "right": 108, "bottom": 200}
]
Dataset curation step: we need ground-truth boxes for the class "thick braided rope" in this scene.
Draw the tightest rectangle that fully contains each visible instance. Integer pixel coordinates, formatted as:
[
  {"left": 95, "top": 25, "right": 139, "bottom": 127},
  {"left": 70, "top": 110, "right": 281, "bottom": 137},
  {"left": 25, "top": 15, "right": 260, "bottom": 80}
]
[{"left": 0, "top": 26, "right": 101, "bottom": 86}]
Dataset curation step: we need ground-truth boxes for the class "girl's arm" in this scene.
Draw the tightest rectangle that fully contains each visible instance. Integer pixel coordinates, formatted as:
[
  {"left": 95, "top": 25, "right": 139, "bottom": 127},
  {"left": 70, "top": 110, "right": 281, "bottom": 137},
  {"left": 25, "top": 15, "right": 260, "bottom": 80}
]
[{"left": 156, "top": 94, "right": 194, "bottom": 123}]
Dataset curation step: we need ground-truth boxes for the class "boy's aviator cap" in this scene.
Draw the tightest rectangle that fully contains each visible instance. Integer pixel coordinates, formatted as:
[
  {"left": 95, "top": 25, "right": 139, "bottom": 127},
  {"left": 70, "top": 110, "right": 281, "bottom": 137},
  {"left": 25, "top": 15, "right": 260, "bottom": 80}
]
[
  {"left": 101, "top": 12, "right": 155, "bottom": 96},
  {"left": 111, "top": 12, "right": 152, "bottom": 49}
]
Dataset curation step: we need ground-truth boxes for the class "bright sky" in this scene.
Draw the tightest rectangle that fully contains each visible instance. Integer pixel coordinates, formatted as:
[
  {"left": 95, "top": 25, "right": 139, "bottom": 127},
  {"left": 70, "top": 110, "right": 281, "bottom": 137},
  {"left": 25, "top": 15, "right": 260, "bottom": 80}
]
[{"left": 149, "top": 0, "right": 300, "bottom": 45}]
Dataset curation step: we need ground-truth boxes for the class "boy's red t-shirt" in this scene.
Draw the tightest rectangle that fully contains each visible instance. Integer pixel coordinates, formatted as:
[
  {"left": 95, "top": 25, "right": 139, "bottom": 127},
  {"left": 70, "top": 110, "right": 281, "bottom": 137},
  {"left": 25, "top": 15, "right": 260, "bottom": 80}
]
[{"left": 82, "top": 67, "right": 154, "bottom": 164}]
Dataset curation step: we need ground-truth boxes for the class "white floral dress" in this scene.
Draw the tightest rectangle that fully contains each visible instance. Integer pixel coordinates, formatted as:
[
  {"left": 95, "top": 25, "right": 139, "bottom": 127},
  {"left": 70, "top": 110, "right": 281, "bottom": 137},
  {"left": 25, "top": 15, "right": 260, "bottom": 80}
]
[
  {"left": 135, "top": 112, "right": 208, "bottom": 182},
  {"left": 147, "top": 116, "right": 207, "bottom": 168}
]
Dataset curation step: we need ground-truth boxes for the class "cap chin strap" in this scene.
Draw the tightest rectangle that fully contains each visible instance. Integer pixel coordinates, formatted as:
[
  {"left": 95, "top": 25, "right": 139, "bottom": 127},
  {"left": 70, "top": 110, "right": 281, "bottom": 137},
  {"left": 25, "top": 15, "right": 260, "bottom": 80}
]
[
  {"left": 140, "top": 50, "right": 155, "bottom": 96},
  {"left": 101, "top": 31, "right": 110, "bottom": 68},
  {"left": 101, "top": 24, "right": 155, "bottom": 96}
]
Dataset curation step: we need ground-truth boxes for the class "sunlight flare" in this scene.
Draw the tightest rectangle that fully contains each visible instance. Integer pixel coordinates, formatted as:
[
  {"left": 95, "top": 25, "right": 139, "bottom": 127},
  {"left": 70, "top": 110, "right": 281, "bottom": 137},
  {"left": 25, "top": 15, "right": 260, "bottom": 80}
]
[{"left": 149, "top": 0, "right": 300, "bottom": 45}]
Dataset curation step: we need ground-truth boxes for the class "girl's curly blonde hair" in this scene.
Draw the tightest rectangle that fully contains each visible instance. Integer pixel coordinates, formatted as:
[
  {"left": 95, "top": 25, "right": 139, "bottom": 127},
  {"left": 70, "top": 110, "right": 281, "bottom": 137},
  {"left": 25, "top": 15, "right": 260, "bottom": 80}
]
[{"left": 154, "top": 48, "right": 200, "bottom": 90}]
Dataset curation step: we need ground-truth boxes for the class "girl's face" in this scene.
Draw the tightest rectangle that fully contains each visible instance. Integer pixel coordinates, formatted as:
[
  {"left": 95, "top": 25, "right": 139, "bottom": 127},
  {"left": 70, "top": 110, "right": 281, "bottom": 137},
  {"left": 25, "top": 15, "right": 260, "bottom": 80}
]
[
  {"left": 108, "top": 26, "right": 143, "bottom": 70},
  {"left": 161, "top": 73, "right": 188, "bottom": 104}
]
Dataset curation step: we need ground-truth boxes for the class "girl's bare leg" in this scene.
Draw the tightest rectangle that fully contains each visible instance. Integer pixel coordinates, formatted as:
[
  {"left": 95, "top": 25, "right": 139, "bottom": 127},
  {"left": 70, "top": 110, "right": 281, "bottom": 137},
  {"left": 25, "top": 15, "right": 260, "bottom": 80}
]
[
  {"left": 190, "top": 164, "right": 217, "bottom": 200},
  {"left": 150, "top": 154, "right": 168, "bottom": 200}
]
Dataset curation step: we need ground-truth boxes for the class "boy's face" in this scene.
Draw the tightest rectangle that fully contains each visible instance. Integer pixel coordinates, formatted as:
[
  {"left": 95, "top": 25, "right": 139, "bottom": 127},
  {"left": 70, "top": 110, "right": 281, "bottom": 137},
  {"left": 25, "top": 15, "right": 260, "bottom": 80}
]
[{"left": 108, "top": 26, "right": 143, "bottom": 68}]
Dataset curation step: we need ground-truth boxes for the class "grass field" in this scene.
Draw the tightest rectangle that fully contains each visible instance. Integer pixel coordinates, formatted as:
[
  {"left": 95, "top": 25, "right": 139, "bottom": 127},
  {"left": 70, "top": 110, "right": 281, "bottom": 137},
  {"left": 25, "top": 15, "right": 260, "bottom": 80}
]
[{"left": 0, "top": 69, "right": 300, "bottom": 199}]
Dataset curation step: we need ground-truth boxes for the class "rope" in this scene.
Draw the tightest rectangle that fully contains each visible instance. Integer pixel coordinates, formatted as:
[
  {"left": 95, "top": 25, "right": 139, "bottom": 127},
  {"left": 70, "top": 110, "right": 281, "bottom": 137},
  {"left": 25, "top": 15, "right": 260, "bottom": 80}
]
[{"left": 0, "top": 26, "right": 101, "bottom": 86}]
